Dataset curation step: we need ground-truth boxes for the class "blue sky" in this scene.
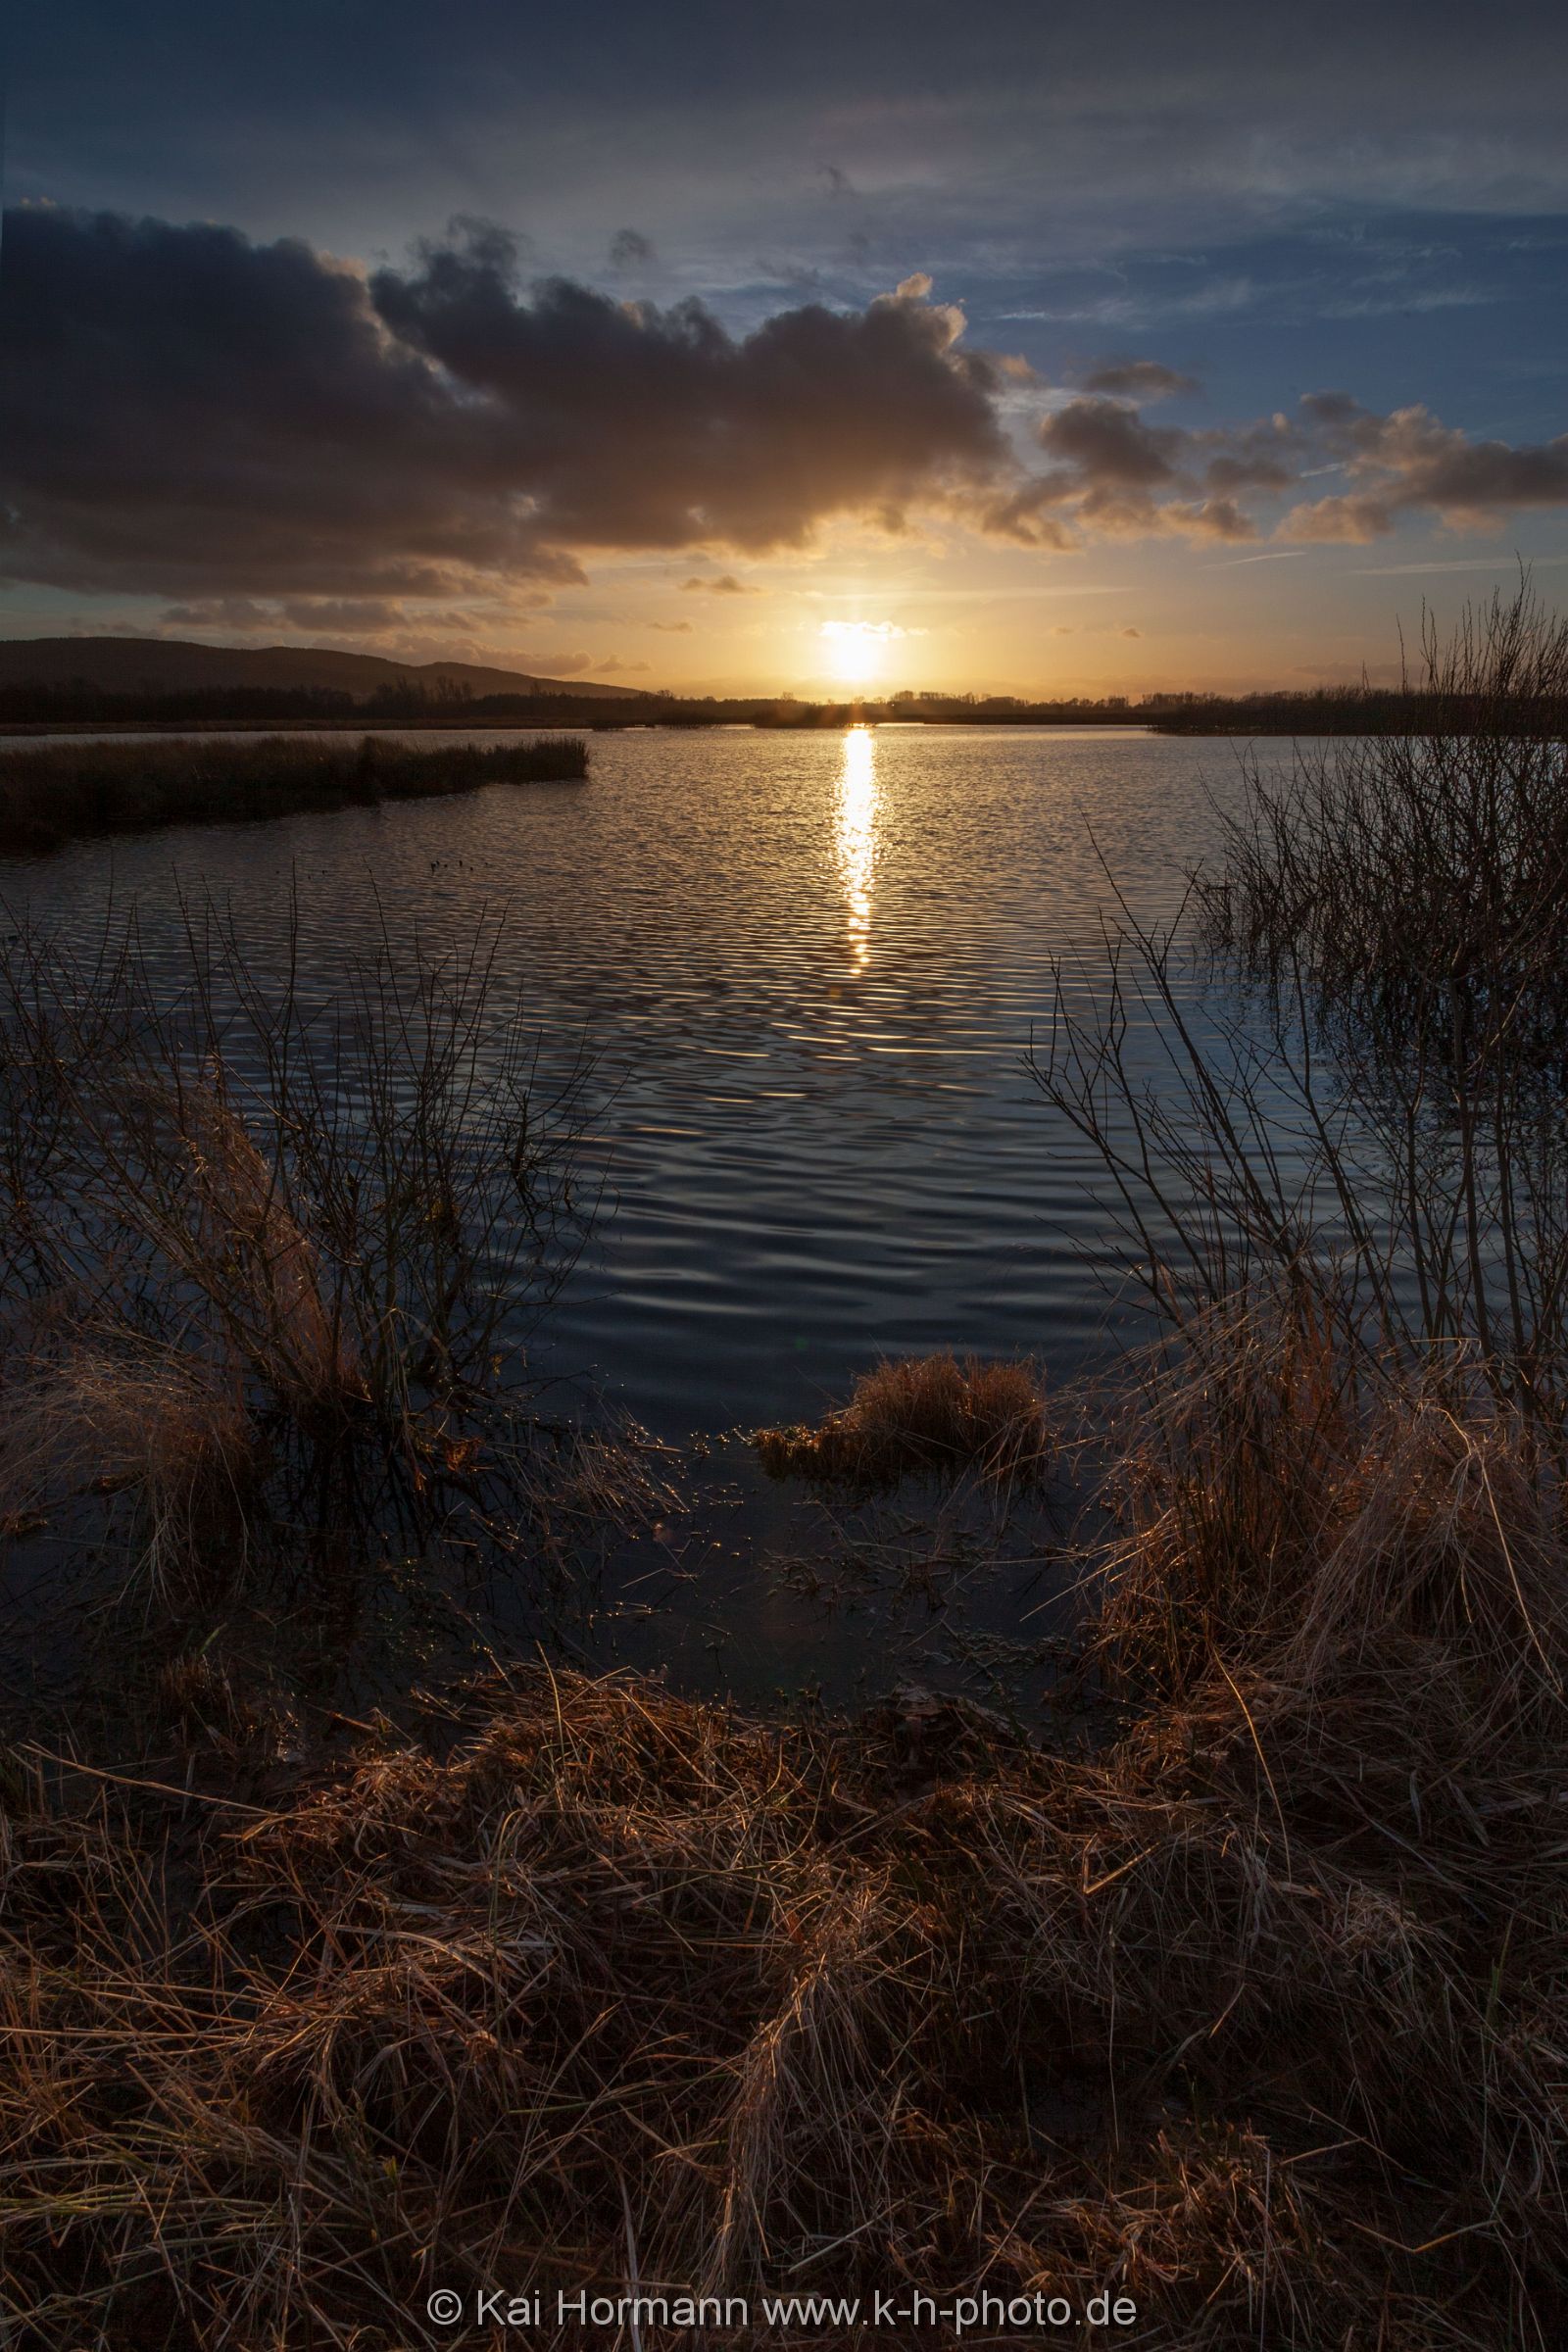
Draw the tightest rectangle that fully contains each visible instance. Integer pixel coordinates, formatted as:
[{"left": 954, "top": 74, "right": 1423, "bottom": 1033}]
[{"left": 3, "top": 0, "right": 1566, "bottom": 692}]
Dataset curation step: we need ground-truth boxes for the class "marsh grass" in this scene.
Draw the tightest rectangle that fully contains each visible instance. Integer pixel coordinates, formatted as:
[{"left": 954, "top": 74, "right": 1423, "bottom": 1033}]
[
  {"left": 0, "top": 731, "right": 589, "bottom": 854},
  {"left": 755, "top": 1352, "right": 1050, "bottom": 1488},
  {"left": 1194, "top": 579, "right": 1568, "bottom": 1073},
  {"left": 4, "top": 1557, "right": 1565, "bottom": 2349},
  {"left": 0, "top": 895, "right": 604, "bottom": 1629}
]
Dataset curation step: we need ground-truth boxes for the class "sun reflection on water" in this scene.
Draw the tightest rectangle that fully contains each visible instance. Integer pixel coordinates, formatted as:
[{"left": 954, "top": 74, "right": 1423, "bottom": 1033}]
[{"left": 835, "top": 725, "right": 878, "bottom": 971}]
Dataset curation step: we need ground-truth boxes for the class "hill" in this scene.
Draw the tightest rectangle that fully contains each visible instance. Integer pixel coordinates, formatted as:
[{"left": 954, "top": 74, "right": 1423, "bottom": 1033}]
[{"left": 0, "top": 637, "right": 640, "bottom": 702}]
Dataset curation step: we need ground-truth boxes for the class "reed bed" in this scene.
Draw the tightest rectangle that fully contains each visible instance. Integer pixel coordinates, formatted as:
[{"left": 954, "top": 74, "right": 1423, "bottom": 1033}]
[
  {"left": 754, "top": 1351, "right": 1050, "bottom": 1488},
  {"left": 0, "top": 731, "right": 589, "bottom": 854},
  {"left": 0, "top": 900, "right": 598, "bottom": 1620},
  {"left": 1193, "top": 580, "right": 1568, "bottom": 1072}
]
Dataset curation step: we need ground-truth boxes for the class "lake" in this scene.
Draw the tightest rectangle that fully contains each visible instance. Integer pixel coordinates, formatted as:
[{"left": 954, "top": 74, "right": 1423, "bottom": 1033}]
[
  {"left": 0, "top": 725, "right": 1260, "bottom": 1426},
  {"left": 0, "top": 723, "right": 1278, "bottom": 1698}
]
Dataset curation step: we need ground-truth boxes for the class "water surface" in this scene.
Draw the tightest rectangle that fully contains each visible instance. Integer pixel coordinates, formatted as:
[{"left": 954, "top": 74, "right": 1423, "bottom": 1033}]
[{"left": 4, "top": 724, "right": 1250, "bottom": 1434}]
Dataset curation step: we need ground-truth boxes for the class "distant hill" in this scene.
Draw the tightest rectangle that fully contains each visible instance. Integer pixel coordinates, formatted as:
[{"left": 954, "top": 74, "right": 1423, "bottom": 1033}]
[{"left": 0, "top": 637, "right": 641, "bottom": 702}]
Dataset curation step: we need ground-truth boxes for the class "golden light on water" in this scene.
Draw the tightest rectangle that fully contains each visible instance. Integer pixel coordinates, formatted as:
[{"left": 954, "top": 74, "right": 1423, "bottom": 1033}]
[{"left": 835, "top": 724, "right": 878, "bottom": 970}]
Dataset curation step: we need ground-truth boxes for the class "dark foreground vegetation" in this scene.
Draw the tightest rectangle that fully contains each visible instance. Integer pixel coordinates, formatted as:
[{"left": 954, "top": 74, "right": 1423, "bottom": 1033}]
[
  {"left": 3, "top": 587, "right": 1568, "bottom": 2346},
  {"left": 0, "top": 730, "right": 588, "bottom": 855}
]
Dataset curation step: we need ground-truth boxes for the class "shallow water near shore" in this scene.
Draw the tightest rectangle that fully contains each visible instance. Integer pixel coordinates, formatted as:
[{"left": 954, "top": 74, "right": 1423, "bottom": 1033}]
[{"left": 0, "top": 723, "right": 1280, "bottom": 1699}]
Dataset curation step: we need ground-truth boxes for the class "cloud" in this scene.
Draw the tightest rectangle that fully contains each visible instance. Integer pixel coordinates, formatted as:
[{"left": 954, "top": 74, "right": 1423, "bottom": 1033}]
[
  {"left": 161, "top": 596, "right": 283, "bottom": 630},
  {"left": 978, "top": 399, "right": 1274, "bottom": 547},
  {"left": 1277, "top": 394, "right": 1568, "bottom": 541},
  {"left": 0, "top": 208, "right": 1005, "bottom": 601},
  {"left": 279, "top": 597, "right": 413, "bottom": 634},
  {"left": 1038, "top": 397, "right": 1183, "bottom": 488},
  {"left": 1279, "top": 495, "right": 1396, "bottom": 545},
  {"left": 608, "top": 227, "right": 655, "bottom": 269},
  {"left": 819, "top": 618, "right": 916, "bottom": 642},
  {"left": 648, "top": 617, "right": 694, "bottom": 631},
  {"left": 596, "top": 654, "right": 651, "bottom": 673},
  {"left": 1081, "top": 359, "right": 1200, "bottom": 401},
  {"left": 161, "top": 594, "right": 414, "bottom": 635},
  {"left": 6, "top": 205, "right": 1567, "bottom": 608}
]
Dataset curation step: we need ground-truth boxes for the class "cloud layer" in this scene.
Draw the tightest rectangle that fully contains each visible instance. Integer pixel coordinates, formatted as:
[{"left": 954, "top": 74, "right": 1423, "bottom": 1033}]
[
  {"left": 0, "top": 208, "right": 1004, "bottom": 601},
  {"left": 2, "top": 203, "right": 1566, "bottom": 613}
]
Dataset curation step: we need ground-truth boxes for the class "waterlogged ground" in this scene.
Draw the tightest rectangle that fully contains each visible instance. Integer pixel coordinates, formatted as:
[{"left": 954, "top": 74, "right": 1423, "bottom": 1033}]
[{"left": 0, "top": 723, "right": 1276, "bottom": 1699}]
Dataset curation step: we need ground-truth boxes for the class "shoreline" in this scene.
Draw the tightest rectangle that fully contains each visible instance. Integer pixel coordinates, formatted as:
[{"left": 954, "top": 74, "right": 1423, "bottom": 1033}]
[{"left": 0, "top": 729, "right": 589, "bottom": 855}]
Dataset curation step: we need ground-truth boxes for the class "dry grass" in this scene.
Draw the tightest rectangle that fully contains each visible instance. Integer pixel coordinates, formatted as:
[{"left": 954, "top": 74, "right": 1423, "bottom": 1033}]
[
  {"left": 1193, "top": 579, "right": 1568, "bottom": 1070},
  {"left": 0, "top": 731, "right": 589, "bottom": 854},
  {"left": 118, "top": 1071, "right": 364, "bottom": 1417},
  {"left": 0, "top": 1344, "right": 255, "bottom": 1591},
  {"left": 4, "top": 1422, "right": 1565, "bottom": 2352},
  {"left": 0, "top": 906, "right": 596, "bottom": 1627},
  {"left": 755, "top": 1352, "right": 1050, "bottom": 1488}
]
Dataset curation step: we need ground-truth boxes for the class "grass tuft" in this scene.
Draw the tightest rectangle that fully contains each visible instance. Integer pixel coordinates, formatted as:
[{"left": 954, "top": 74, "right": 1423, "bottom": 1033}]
[{"left": 754, "top": 1351, "right": 1050, "bottom": 1487}]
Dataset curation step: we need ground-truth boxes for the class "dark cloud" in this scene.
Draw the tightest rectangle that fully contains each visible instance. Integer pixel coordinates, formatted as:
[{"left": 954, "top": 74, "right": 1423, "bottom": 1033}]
[
  {"left": 1037, "top": 398, "right": 1182, "bottom": 487},
  {"left": 1081, "top": 359, "right": 1200, "bottom": 401},
  {"left": 4, "top": 204, "right": 1564, "bottom": 606},
  {"left": 608, "top": 227, "right": 654, "bottom": 269},
  {"left": 648, "top": 618, "right": 694, "bottom": 631},
  {"left": 0, "top": 207, "right": 1005, "bottom": 601},
  {"left": 1280, "top": 395, "right": 1568, "bottom": 542},
  {"left": 680, "top": 573, "right": 761, "bottom": 594},
  {"left": 991, "top": 398, "right": 1263, "bottom": 544},
  {"left": 368, "top": 234, "right": 1004, "bottom": 552},
  {"left": 0, "top": 206, "right": 572, "bottom": 600}
]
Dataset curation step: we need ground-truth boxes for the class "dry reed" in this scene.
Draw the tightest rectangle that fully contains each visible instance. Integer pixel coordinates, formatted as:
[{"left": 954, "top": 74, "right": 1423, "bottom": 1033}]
[
  {"left": 0, "top": 732, "right": 589, "bottom": 855},
  {"left": 755, "top": 1352, "right": 1050, "bottom": 1487},
  {"left": 3, "top": 1518, "right": 1564, "bottom": 2350}
]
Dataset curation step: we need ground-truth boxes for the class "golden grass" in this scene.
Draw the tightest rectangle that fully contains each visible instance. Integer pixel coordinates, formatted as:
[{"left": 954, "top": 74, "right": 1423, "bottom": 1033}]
[
  {"left": 755, "top": 1351, "right": 1050, "bottom": 1487},
  {"left": 141, "top": 1073, "right": 364, "bottom": 1416},
  {"left": 0, "top": 1345, "right": 255, "bottom": 1590},
  {"left": 4, "top": 1316, "right": 1565, "bottom": 2346}
]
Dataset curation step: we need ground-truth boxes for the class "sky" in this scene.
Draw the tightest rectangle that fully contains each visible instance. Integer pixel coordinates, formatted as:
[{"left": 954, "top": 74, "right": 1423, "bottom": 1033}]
[{"left": 2, "top": 0, "right": 1566, "bottom": 696}]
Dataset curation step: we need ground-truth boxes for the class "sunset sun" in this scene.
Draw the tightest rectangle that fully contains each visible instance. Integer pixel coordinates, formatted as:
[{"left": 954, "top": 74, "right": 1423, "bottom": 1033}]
[{"left": 817, "top": 618, "right": 903, "bottom": 687}]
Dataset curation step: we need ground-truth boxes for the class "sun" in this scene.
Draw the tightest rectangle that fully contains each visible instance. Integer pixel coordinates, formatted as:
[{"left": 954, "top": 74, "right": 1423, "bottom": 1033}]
[{"left": 817, "top": 618, "right": 903, "bottom": 687}]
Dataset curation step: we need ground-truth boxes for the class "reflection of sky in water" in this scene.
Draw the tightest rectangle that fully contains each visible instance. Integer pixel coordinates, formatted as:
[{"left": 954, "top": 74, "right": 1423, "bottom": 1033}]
[
  {"left": 835, "top": 724, "right": 877, "bottom": 973},
  {"left": 3, "top": 725, "right": 1275, "bottom": 1442}
]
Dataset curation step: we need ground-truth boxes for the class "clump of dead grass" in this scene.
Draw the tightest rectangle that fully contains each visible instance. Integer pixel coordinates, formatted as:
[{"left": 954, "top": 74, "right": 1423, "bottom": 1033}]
[
  {"left": 5, "top": 1367, "right": 1566, "bottom": 2352},
  {"left": 0, "top": 1343, "right": 255, "bottom": 1590},
  {"left": 755, "top": 1351, "right": 1050, "bottom": 1488}
]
